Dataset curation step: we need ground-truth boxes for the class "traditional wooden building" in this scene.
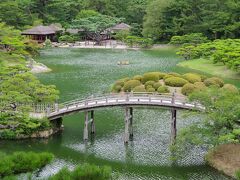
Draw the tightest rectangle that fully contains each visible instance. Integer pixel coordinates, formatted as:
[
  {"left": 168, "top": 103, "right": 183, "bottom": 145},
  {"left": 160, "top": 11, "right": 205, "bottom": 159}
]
[
  {"left": 110, "top": 23, "right": 131, "bottom": 32},
  {"left": 21, "top": 25, "right": 62, "bottom": 43}
]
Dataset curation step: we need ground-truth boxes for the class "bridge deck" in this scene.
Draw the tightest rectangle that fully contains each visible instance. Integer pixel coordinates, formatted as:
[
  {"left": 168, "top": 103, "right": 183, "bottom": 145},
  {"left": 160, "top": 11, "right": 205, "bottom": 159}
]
[{"left": 48, "top": 93, "right": 203, "bottom": 120}]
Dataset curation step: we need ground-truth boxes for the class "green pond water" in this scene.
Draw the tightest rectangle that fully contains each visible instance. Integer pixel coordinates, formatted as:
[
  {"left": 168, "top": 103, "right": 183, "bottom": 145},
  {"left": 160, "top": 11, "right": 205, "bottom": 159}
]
[{"left": 1, "top": 47, "right": 237, "bottom": 179}]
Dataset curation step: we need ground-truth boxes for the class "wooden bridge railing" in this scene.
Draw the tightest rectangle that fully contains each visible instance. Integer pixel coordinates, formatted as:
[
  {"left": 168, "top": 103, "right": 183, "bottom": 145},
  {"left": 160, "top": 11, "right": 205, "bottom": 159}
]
[{"left": 4, "top": 93, "right": 202, "bottom": 117}]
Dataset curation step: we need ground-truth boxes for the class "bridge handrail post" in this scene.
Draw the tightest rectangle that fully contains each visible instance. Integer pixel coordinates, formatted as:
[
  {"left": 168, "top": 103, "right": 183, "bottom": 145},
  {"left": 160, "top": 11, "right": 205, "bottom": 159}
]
[
  {"left": 126, "top": 93, "right": 129, "bottom": 102},
  {"left": 171, "top": 93, "right": 175, "bottom": 104}
]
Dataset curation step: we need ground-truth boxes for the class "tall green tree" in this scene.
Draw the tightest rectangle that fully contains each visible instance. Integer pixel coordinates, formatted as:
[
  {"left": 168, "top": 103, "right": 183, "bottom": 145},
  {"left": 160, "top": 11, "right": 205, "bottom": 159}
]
[{"left": 71, "top": 14, "right": 120, "bottom": 44}]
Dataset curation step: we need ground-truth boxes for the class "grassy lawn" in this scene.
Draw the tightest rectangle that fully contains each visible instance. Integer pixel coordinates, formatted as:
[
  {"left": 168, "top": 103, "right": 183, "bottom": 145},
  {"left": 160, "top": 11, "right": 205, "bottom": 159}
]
[{"left": 178, "top": 59, "right": 240, "bottom": 80}]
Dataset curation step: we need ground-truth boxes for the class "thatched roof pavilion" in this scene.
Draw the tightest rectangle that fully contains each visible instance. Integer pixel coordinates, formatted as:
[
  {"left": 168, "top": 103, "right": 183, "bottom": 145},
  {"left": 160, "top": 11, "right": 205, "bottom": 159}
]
[
  {"left": 110, "top": 23, "right": 131, "bottom": 32},
  {"left": 22, "top": 25, "right": 62, "bottom": 42}
]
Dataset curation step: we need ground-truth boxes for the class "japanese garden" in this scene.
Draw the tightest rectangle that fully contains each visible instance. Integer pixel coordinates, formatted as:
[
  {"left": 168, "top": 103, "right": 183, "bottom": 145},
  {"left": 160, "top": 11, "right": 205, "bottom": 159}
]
[{"left": 0, "top": 0, "right": 239, "bottom": 179}]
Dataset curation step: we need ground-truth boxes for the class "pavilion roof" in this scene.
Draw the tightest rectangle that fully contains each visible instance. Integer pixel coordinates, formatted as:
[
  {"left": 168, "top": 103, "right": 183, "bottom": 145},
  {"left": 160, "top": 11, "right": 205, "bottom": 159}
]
[
  {"left": 21, "top": 25, "right": 56, "bottom": 35},
  {"left": 111, "top": 23, "right": 131, "bottom": 31}
]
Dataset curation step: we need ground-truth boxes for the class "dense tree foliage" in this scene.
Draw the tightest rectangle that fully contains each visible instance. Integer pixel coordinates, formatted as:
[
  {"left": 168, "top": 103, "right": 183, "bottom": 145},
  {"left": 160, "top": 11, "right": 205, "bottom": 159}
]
[
  {"left": 178, "top": 88, "right": 240, "bottom": 147},
  {"left": 71, "top": 13, "right": 120, "bottom": 44},
  {"left": 0, "top": 0, "right": 149, "bottom": 30},
  {"left": 177, "top": 39, "right": 240, "bottom": 71},
  {"left": 169, "top": 33, "right": 209, "bottom": 45},
  {"left": 0, "top": 23, "right": 59, "bottom": 139},
  {"left": 143, "top": 0, "right": 240, "bottom": 41}
]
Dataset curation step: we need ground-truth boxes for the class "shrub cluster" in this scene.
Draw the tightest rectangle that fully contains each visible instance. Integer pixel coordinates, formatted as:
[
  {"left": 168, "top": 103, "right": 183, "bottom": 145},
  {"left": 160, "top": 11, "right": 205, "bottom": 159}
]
[
  {"left": 170, "top": 33, "right": 209, "bottom": 45},
  {"left": 142, "top": 72, "right": 159, "bottom": 83},
  {"left": 123, "top": 80, "right": 141, "bottom": 92},
  {"left": 221, "top": 84, "right": 239, "bottom": 94},
  {"left": 204, "top": 77, "right": 224, "bottom": 87},
  {"left": 182, "top": 73, "right": 201, "bottom": 83},
  {"left": 165, "top": 77, "right": 189, "bottom": 87},
  {"left": 125, "top": 36, "right": 153, "bottom": 48},
  {"left": 49, "top": 164, "right": 112, "bottom": 180},
  {"left": 0, "top": 152, "right": 54, "bottom": 177},
  {"left": 133, "top": 85, "right": 146, "bottom": 92},
  {"left": 177, "top": 39, "right": 240, "bottom": 71},
  {"left": 111, "top": 71, "right": 238, "bottom": 96},
  {"left": 157, "top": 86, "right": 169, "bottom": 93}
]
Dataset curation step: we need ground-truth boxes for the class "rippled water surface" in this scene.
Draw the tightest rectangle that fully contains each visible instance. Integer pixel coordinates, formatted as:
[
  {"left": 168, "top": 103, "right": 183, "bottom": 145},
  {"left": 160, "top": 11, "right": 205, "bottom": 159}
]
[{"left": 1, "top": 48, "right": 231, "bottom": 179}]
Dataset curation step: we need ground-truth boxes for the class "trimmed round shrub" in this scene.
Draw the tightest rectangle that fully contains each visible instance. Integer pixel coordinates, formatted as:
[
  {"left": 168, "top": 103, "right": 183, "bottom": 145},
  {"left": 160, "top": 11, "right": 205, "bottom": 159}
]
[
  {"left": 168, "top": 72, "right": 181, "bottom": 77},
  {"left": 158, "top": 72, "right": 167, "bottom": 79},
  {"left": 147, "top": 87, "right": 155, "bottom": 92},
  {"left": 163, "top": 74, "right": 174, "bottom": 80},
  {"left": 123, "top": 80, "right": 141, "bottom": 92},
  {"left": 153, "top": 82, "right": 162, "bottom": 90},
  {"left": 221, "top": 84, "right": 239, "bottom": 94},
  {"left": 112, "top": 85, "right": 122, "bottom": 93},
  {"left": 194, "top": 82, "right": 207, "bottom": 91},
  {"left": 115, "top": 80, "right": 124, "bottom": 87},
  {"left": 120, "top": 77, "right": 131, "bottom": 82},
  {"left": 157, "top": 86, "right": 170, "bottom": 93},
  {"left": 133, "top": 75, "right": 143, "bottom": 81},
  {"left": 204, "top": 77, "right": 224, "bottom": 87},
  {"left": 145, "top": 81, "right": 155, "bottom": 86},
  {"left": 200, "top": 74, "right": 208, "bottom": 81},
  {"left": 181, "top": 83, "right": 196, "bottom": 95},
  {"left": 210, "top": 77, "right": 224, "bottom": 87},
  {"left": 146, "top": 85, "right": 153, "bottom": 89},
  {"left": 142, "top": 72, "right": 159, "bottom": 83},
  {"left": 182, "top": 73, "right": 201, "bottom": 83},
  {"left": 133, "top": 85, "right": 146, "bottom": 92},
  {"left": 165, "top": 77, "right": 189, "bottom": 87}
]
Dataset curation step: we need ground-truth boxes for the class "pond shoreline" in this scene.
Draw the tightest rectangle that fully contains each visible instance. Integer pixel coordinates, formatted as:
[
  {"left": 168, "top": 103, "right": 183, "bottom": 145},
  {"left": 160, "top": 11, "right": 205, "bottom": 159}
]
[{"left": 206, "top": 144, "right": 240, "bottom": 179}]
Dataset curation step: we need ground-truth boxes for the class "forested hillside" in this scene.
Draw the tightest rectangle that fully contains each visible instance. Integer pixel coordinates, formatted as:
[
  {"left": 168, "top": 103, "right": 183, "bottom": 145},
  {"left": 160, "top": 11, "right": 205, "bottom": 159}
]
[{"left": 1, "top": 0, "right": 239, "bottom": 41}]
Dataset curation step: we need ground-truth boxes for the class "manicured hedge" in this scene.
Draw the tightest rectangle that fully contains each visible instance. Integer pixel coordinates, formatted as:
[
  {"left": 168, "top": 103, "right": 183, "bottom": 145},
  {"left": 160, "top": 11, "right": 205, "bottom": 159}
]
[
  {"left": 49, "top": 164, "right": 112, "bottom": 180},
  {"left": 133, "top": 75, "right": 143, "bottom": 81},
  {"left": 133, "top": 85, "right": 146, "bottom": 92},
  {"left": 147, "top": 87, "right": 155, "bottom": 92},
  {"left": 222, "top": 84, "right": 239, "bottom": 94},
  {"left": 181, "top": 83, "right": 196, "bottom": 95},
  {"left": 0, "top": 152, "right": 54, "bottom": 177},
  {"left": 142, "top": 72, "right": 159, "bottom": 83},
  {"left": 183, "top": 73, "right": 201, "bottom": 83},
  {"left": 157, "top": 86, "right": 169, "bottom": 93},
  {"left": 112, "top": 84, "right": 122, "bottom": 93},
  {"left": 163, "top": 74, "right": 174, "bottom": 80},
  {"left": 165, "top": 77, "right": 189, "bottom": 87},
  {"left": 123, "top": 80, "right": 141, "bottom": 92},
  {"left": 204, "top": 77, "right": 224, "bottom": 87},
  {"left": 194, "top": 82, "right": 207, "bottom": 91},
  {"left": 145, "top": 81, "right": 155, "bottom": 86},
  {"left": 111, "top": 71, "right": 234, "bottom": 97},
  {"left": 153, "top": 82, "right": 162, "bottom": 90}
]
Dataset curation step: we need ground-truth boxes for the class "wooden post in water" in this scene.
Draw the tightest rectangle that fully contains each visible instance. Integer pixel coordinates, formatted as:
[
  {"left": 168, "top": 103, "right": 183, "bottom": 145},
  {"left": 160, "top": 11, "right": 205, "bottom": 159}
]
[
  {"left": 90, "top": 110, "right": 95, "bottom": 134},
  {"left": 171, "top": 109, "right": 177, "bottom": 144},
  {"left": 124, "top": 107, "right": 130, "bottom": 144},
  {"left": 129, "top": 107, "right": 133, "bottom": 138},
  {"left": 84, "top": 111, "right": 88, "bottom": 141}
]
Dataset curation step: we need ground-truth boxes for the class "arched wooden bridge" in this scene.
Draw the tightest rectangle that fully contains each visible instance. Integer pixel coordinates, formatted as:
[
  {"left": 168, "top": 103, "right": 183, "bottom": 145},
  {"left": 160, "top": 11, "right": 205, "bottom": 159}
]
[{"left": 41, "top": 93, "right": 203, "bottom": 144}]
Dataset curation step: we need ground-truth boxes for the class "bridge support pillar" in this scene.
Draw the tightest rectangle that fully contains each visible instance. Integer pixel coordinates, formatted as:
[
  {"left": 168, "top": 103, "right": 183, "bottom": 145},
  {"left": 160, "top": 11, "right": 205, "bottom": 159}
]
[
  {"left": 83, "top": 111, "right": 88, "bottom": 141},
  {"left": 90, "top": 110, "right": 95, "bottom": 134},
  {"left": 129, "top": 107, "right": 133, "bottom": 138},
  {"left": 171, "top": 109, "right": 177, "bottom": 144},
  {"left": 124, "top": 107, "right": 130, "bottom": 144}
]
